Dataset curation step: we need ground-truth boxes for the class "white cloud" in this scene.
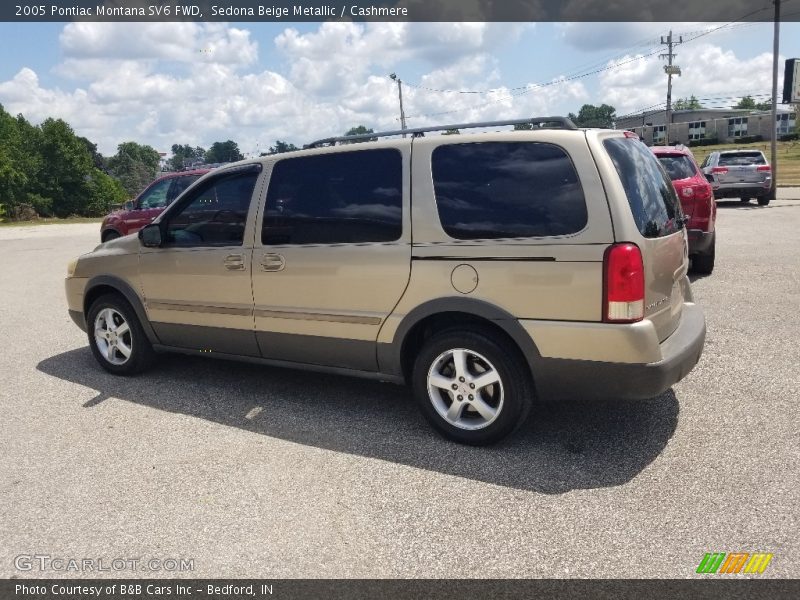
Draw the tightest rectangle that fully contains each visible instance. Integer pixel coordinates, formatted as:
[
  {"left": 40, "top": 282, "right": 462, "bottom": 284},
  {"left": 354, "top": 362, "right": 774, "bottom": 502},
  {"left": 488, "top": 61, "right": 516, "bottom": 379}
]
[{"left": 598, "top": 42, "right": 781, "bottom": 116}]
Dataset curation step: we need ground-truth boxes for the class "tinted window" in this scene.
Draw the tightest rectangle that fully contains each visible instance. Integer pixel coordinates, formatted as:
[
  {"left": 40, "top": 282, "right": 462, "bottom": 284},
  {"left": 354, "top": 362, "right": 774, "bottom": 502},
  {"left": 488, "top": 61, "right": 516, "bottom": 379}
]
[
  {"left": 718, "top": 152, "right": 766, "bottom": 166},
  {"left": 167, "top": 175, "right": 201, "bottom": 203},
  {"left": 431, "top": 142, "right": 587, "bottom": 240},
  {"left": 263, "top": 149, "right": 402, "bottom": 245},
  {"left": 656, "top": 155, "right": 697, "bottom": 180},
  {"left": 165, "top": 172, "right": 259, "bottom": 247},
  {"left": 604, "top": 137, "right": 683, "bottom": 238}
]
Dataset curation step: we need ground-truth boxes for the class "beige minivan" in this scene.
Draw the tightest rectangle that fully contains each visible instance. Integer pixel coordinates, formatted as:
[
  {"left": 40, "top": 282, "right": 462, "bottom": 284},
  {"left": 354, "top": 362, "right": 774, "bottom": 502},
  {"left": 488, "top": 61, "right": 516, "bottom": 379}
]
[{"left": 66, "top": 118, "right": 705, "bottom": 445}]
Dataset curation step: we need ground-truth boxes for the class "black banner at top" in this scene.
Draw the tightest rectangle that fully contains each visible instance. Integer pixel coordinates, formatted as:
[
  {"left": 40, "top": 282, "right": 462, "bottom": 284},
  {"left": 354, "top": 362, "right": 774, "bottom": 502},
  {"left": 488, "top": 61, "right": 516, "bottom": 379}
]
[{"left": 3, "top": 0, "right": 800, "bottom": 23}]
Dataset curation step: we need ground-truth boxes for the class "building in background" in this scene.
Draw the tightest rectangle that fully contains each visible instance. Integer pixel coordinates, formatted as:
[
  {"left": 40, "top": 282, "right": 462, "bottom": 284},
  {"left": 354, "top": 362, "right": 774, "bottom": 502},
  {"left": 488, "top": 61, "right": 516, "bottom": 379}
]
[{"left": 616, "top": 108, "right": 796, "bottom": 145}]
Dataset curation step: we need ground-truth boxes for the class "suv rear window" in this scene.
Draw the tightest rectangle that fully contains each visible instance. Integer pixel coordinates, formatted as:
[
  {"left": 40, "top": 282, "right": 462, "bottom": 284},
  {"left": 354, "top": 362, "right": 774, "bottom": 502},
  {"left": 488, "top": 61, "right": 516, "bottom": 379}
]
[
  {"left": 656, "top": 155, "right": 697, "bottom": 181},
  {"left": 603, "top": 137, "right": 683, "bottom": 238},
  {"left": 718, "top": 152, "right": 766, "bottom": 166},
  {"left": 431, "top": 142, "right": 587, "bottom": 240}
]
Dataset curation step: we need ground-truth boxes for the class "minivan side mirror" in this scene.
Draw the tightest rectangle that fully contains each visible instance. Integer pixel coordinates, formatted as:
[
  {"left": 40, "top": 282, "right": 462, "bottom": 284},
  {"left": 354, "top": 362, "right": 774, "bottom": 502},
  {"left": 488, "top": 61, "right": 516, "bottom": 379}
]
[
  {"left": 139, "top": 224, "right": 163, "bottom": 248},
  {"left": 123, "top": 200, "right": 136, "bottom": 211}
]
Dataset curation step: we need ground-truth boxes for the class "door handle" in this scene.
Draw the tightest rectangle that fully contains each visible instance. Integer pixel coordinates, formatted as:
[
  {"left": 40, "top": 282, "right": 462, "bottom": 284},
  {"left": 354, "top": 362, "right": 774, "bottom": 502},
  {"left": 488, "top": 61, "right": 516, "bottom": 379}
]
[
  {"left": 223, "top": 254, "right": 246, "bottom": 271},
  {"left": 261, "top": 253, "right": 285, "bottom": 272}
]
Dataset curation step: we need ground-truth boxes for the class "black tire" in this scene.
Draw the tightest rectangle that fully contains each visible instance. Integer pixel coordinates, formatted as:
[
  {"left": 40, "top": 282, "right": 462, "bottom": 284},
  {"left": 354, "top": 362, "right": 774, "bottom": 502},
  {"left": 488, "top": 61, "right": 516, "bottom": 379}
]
[
  {"left": 86, "top": 293, "right": 155, "bottom": 375},
  {"left": 739, "top": 197, "right": 751, "bottom": 203},
  {"left": 411, "top": 327, "right": 534, "bottom": 446},
  {"left": 757, "top": 197, "right": 770, "bottom": 206},
  {"left": 691, "top": 241, "right": 715, "bottom": 275},
  {"left": 102, "top": 230, "right": 121, "bottom": 242}
]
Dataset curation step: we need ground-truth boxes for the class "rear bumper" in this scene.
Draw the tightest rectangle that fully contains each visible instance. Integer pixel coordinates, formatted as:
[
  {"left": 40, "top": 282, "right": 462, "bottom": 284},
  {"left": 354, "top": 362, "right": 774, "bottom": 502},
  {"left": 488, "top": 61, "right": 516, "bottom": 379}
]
[
  {"left": 687, "top": 229, "right": 714, "bottom": 255},
  {"left": 713, "top": 185, "right": 770, "bottom": 198},
  {"left": 530, "top": 303, "right": 706, "bottom": 401}
]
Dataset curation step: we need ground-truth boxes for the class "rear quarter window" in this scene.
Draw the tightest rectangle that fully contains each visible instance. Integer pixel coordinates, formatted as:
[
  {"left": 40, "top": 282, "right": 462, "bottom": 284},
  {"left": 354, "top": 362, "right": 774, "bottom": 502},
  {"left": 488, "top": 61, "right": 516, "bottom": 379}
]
[
  {"left": 431, "top": 142, "right": 588, "bottom": 240},
  {"left": 603, "top": 137, "right": 683, "bottom": 239}
]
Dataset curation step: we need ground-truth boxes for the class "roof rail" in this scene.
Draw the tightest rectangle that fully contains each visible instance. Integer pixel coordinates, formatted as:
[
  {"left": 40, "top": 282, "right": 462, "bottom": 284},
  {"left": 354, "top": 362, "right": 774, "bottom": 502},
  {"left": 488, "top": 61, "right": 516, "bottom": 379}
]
[{"left": 304, "top": 116, "right": 578, "bottom": 148}]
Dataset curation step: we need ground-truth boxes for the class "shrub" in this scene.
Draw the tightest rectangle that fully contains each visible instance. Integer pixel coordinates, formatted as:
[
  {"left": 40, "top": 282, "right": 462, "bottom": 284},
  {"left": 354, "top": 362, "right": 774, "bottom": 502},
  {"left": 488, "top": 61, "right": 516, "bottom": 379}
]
[{"left": 688, "top": 136, "right": 719, "bottom": 147}]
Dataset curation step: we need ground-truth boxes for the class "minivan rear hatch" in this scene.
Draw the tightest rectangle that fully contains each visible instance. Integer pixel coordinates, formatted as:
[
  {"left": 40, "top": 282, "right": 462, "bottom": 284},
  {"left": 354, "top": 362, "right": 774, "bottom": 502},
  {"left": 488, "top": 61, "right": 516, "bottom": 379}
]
[{"left": 602, "top": 135, "right": 689, "bottom": 342}]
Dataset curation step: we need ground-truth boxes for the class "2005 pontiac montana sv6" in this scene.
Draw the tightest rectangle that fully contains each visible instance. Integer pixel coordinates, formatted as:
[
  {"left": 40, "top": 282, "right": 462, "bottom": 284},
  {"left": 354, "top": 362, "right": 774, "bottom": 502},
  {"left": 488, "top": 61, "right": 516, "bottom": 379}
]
[{"left": 65, "top": 117, "right": 706, "bottom": 445}]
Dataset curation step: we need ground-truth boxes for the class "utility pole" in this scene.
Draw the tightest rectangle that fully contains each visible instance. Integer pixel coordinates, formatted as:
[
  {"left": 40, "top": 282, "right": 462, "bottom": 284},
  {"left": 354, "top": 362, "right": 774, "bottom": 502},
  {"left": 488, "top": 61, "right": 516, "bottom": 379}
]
[
  {"left": 660, "top": 30, "right": 683, "bottom": 145},
  {"left": 770, "top": 0, "right": 781, "bottom": 199},
  {"left": 389, "top": 73, "right": 407, "bottom": 136}
]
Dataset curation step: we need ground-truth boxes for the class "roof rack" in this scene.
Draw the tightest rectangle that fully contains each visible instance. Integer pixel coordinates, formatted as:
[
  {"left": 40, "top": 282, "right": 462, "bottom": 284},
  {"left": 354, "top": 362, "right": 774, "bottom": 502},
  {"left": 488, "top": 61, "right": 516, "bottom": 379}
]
[{"left": 304, "top": 116, "right": 578, "bottom": 148}]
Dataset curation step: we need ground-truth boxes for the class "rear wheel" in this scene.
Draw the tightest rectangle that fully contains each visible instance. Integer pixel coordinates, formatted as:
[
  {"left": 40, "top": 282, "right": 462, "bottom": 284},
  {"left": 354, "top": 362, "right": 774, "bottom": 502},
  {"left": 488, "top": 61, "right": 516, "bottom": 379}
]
[
  {"left": 691, "top": 238, "right": 715, "bottom": 275},
  {"left": 739, "top": 197, "right": 751, "bottom": 204},
  {"left": 412, "top": 328, "right": 533, "bottom": 445},
  {"left": 87, "top": 294, "right": 155, "bottom": 375},
  {"left": 757, "top": 196, "right": 770, "bottom": 206}
]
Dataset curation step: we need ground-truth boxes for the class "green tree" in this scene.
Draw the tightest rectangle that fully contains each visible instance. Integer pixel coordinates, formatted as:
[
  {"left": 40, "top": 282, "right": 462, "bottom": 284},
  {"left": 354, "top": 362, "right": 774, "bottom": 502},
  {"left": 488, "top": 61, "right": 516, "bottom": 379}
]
[
  {"left": 205, "top": 140, "right": 243, "bottom": 163},
  {"left": 266, "top": 140, "right": 299, "bottom": 154},
  {"left": 735, "top": 96, "right": 757, "bottom": 110},
  {"left": 37, "top": 118, "right": 95, "bottom": 217},
  {"left": 342, "top": 125, "right": 377, "bottom": 143},
  {"left": 673, "top": 95, "right": 703, "bottom": 110},
  {"left": 0, "top": 105, "right": 31, "bottom": 215},
  {"left": 567, "top": 104, "right": 617, "bottom": 128},
  {"left": 107, "top": 141, "right": 161, "bottom": 197},
  {"left": 169, "top": 144, "right": 206, "bottom": 171}
]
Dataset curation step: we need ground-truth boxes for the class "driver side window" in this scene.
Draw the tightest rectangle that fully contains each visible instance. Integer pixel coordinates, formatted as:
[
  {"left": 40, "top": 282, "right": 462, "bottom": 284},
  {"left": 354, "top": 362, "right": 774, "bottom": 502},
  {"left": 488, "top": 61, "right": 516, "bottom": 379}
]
[{"left": 165, "top": 172, "right": 259, "bottom": 247}]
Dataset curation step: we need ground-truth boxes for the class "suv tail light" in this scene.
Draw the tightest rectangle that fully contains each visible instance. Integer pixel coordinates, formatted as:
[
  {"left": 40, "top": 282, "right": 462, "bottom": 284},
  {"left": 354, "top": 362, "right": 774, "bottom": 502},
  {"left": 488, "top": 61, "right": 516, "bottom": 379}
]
[
  {"left": 693, "top": 184, "right": 712, "bottom": 201},
  {"left": 680, "top": 187, "right": 695, "bottom": 199},
  {"left": 711, "top": 167, "right": 728, "bottom": 174},
  {"left": 604, "top": 243, "right": 645, "bottom": 323},
  {"left": 756, "top": 165, "right": 771, "bottom": 172}
]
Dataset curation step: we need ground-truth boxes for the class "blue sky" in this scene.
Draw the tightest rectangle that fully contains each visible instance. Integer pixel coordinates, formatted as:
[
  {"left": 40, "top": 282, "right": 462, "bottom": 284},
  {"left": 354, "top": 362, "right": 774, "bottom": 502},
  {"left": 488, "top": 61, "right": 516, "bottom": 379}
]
[{"left": 0, "top": 21, "right": 797, "bottom": 156}]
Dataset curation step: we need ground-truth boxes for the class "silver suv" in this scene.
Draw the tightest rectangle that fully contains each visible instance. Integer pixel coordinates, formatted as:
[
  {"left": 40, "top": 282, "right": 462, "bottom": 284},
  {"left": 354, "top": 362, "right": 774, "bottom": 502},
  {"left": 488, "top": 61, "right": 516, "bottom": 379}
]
[
  {"left": 701, "top": 149, "right": 773, "bottom": 205},
  {"left": 65, "top": 118, "right": 706, "bottom": 445}
]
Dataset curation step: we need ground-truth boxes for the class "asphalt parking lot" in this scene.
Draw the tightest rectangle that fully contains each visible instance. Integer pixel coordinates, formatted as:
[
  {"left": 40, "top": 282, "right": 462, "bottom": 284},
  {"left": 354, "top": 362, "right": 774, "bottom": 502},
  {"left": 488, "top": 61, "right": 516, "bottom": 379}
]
[{"left": 1, "top": 192, "right": 799, "bottom": 579}]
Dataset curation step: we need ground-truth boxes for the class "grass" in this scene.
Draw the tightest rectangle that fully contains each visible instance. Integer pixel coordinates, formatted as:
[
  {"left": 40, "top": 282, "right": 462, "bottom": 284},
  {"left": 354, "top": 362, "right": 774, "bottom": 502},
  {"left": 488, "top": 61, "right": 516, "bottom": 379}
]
[
  {"left": 688, "top": 139, "right": 800, "bottom": 186},
  {"left": 0, "top": 216, "right": 102, "bottom": 227}
]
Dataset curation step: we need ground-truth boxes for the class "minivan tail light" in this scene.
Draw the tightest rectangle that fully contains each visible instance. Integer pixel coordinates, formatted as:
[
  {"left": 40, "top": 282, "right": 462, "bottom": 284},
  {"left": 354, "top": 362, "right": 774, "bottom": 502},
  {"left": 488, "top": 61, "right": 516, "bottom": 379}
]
[
  {"left": 711, "top": 167, "right": 728, "bottom": 174},
  {"left": 604, "top": 243, "right": 645, "bottom": 323},
  {"left": 756, "top": 165, "right": 771, "bottom": 172}
]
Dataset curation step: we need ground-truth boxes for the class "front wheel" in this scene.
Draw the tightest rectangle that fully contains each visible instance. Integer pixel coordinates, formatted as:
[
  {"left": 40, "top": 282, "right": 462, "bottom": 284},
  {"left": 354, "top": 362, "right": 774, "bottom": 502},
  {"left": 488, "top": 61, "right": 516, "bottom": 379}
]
[
  {"left": 102, "top": 230, "right": 121, "bottom": 242},
  {"left": 87, "top": 294, "right": 155, "bottom": 375},
  {"left": 412, "top": 328, "right": 533, "bottom": 445}
]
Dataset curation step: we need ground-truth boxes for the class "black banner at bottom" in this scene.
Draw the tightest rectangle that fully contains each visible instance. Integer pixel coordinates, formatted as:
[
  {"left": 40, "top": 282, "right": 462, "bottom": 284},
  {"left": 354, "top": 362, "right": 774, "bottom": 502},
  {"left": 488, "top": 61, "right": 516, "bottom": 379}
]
[{"left": 3, "top": 579, "right": 800, "bottom": 600}]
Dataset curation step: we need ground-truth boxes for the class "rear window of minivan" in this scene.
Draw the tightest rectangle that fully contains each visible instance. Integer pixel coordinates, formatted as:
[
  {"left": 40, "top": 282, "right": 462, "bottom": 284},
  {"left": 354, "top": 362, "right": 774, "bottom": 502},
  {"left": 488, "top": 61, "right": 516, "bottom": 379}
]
[{"left": 603, "top": 137, "right": 683, "bottom": 238}]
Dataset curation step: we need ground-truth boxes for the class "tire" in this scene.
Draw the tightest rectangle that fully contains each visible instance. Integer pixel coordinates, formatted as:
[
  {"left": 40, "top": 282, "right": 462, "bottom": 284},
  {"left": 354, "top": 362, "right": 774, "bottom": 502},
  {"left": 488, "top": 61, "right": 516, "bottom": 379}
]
[
  {"left": 757, "top": 197, "right": 770, "bottom": 206},
  {"left": 739, "top": 197, "right": 751, "bottom": 204},
  {"left": 691, "top": 240, "right": 715, "bottom": 275},
  {"left": 87, "top": 293, "right": 155, "bottom": 375},
  {"left": 411, "top": 328, "right": 534, "bottom": 446},
  {"left": 102, "top": 230, "right": 121, "bottom": 242}
]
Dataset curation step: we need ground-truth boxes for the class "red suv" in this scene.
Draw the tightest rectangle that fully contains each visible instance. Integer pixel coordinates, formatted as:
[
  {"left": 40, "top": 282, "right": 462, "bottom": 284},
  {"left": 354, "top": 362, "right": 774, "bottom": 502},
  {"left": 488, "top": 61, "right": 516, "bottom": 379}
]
[
  {"left": 100, "top": 169, "right": 209, "bottom": 242},
  {"left": 652, "top": 146, "right": 716, "bottom": 274}
]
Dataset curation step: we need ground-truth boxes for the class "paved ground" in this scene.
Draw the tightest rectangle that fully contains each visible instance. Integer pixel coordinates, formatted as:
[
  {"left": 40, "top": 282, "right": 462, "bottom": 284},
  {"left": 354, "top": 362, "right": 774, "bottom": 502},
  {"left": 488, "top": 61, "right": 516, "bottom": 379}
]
[{"left": 1, "top": 196, "right": 798, "bottom": 579}]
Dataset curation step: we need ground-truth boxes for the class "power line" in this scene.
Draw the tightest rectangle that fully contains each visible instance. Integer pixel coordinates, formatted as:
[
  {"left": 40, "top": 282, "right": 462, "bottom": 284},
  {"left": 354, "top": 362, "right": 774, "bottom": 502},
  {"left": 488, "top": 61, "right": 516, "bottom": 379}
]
[{"left": 402, "top": 3, "right": 776, "bottom": 121}]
